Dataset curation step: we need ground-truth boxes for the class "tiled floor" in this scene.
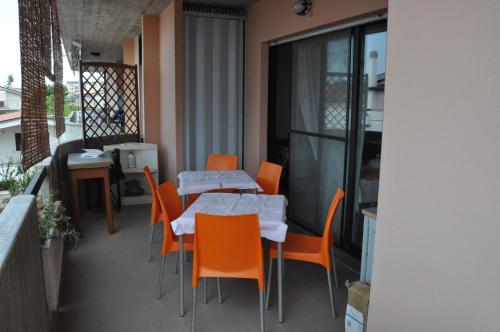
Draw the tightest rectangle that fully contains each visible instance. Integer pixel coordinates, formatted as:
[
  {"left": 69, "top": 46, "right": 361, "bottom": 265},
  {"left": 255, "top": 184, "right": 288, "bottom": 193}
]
[{"left": 56, "top": 205, "right": 358, "bottom": 332}]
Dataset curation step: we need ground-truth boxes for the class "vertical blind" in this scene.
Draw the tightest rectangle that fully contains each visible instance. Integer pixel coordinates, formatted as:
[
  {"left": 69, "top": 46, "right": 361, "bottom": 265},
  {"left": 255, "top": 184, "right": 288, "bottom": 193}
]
[{"left": 183, "top": 10, "right": 244, "bottom": 171}]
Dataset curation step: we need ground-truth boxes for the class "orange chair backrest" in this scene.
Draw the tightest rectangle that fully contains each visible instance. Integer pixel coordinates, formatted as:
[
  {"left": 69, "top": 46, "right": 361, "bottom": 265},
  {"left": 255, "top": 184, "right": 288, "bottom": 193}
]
[
  {"left": 256, "top": 161, "right": 282, "bottom": 195},
  {"left": 192, "top": 213, "right": 264, "bottom": 290},
  {"left": 206, "top": 154, "right": 238, "bottom": 171},
  {"left": 144, "top": 166, "right": 161, "bottom": 224},
  {"left": 156, "top": 181, "right": 183, "bottom": 255},
  {"left": 321, "top": 188, "right": 345, "bottom": 269}
]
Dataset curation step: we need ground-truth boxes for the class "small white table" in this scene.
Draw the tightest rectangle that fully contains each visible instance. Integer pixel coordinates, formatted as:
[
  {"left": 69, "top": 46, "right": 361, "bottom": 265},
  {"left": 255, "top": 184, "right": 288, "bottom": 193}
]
[
  {"left": 177, "top": 170, "right": 263, "bottom": 195},
  {"left": 68, "top": 153, "right": 114, "bottom": 234},
  {"left": 172, "top": 193, "right": 287, "bottom": 322}
]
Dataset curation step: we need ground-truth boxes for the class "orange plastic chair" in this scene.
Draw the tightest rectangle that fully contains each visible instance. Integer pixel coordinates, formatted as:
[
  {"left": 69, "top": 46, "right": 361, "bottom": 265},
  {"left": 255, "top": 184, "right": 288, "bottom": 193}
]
[
  {"left": 191, "top": 213, "right": 265, "bottom": 332},
  {"left": 206, "top": 154, "right": 238, "bottom": 171},
  {"left": 144, "top": 166, "right": 162, "bottom": 262},
  {"left": 266, "top": 188, "right": 345, "bottom": 318},
  {"left": 256, "top": 161, "right": 283, "bottom": 195},
  {"left": 155, "top": 181, "right": 195, "bottom": 300},
  {"left": 186, "top": 154, "right": 239, "bottom": 207}
]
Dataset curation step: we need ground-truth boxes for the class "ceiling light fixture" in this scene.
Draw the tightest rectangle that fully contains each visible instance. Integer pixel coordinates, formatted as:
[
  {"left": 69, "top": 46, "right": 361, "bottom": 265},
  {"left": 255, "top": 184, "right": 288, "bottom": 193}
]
[{"left": 293, "top": 0, "right": 312, "bottom": 16}]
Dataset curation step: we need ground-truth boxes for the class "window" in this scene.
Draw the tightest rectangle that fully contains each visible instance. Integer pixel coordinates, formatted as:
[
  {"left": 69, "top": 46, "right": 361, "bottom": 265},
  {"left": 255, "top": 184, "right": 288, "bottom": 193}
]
[{"left": 15, "top": 133, "right": 21, "bottom": 151}]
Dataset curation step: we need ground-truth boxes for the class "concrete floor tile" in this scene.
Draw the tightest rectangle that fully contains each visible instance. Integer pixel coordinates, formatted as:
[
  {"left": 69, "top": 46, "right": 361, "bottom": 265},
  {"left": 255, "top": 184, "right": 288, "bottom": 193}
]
[{"left": 56, "top": 205, "right": 357, "bottom": 332}]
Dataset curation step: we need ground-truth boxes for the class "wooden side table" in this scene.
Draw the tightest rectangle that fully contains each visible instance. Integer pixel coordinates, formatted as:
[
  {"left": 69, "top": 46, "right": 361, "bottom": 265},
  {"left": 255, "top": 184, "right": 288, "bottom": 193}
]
[{"left": 68, "top": 153, "right": 114, "bottom": 234}]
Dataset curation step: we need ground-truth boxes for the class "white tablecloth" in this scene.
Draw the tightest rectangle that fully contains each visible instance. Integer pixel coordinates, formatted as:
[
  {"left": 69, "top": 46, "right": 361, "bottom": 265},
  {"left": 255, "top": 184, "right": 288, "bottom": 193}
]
[
  {"left": 177, "top": 170, "right": 263, "bottom": 196},
  {"left": 171, "top": 193, "right": 288, "bottom": 242}
]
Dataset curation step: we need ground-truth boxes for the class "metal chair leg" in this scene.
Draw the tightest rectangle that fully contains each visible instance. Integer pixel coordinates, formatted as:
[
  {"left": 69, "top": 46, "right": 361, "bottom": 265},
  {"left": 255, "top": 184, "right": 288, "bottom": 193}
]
[
  {"left": 326, "top": 269, "right": 337, "bottom": 319},
  {"left": 174, "top": 251, "right": 179, "bottom": 274},
  {"left": 191, "top": 287, "right": 197, "bottom": 332},
  {"left": 156, "top": 255, "right": 166, "bottom": 300},
  {"left": 203, "top": 278, "right": 208, "bottom": 304},
  {"left": 146, "top": 224, "right": 154, "bottom": 262},
  {"left": 217, "top": 278, "right": 222, "bottom": 304},
  {"left": 265, "top": 258, "right": 273, "bottom": 310},
  {"left": 331, "top": 247, "right": 339, "bottom": 289},
  {"left": 259, "top": 289, "right": 265, "bottom": 332}
]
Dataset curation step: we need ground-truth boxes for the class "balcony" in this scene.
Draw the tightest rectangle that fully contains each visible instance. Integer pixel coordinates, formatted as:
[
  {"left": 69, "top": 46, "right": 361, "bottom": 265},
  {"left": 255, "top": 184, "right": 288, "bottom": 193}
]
[{"left": 55, "top": 205, "right": 355, "bottom": 332}]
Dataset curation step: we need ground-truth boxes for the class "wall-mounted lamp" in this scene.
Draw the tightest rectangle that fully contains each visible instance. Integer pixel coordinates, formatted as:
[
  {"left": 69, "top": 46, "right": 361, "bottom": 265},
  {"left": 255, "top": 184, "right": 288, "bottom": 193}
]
[{"left": 293, "top": 0, "right": 312, "bottom": 16}]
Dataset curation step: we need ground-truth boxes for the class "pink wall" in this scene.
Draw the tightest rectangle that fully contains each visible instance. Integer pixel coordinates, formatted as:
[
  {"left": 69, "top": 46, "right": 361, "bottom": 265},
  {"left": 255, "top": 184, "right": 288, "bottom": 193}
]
[
  {"left": 141, "top": 16, "right": 161, "bottom": 148},
  {"left": 245, "top": 0, "right": 387, "bottom": 175},
  {"left": 122, "top": 37, "right": 136, "bottom": 65},
  {"left": 158, "top": 0, "right": 184, "bottom": 182}
]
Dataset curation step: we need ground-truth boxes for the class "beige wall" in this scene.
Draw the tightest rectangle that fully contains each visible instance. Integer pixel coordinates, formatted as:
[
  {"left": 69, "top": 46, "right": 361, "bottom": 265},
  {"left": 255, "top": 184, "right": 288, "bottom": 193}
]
[
  {"left": 368, "top": 0, "right": 500, "bottom": 331},
  {"left": 158, "top": 0, "right": 184, "bottom": 182},
  {"left": 141, "top": 16, "right": 161, "bottom": 146},
  {"left": 244, "top": 0, "right": 387, "bottom": 176}
]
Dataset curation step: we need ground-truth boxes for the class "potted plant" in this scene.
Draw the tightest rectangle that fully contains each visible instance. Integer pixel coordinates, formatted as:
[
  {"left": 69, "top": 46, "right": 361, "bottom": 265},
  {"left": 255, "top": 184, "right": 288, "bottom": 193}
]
[{"left": 38, "top": 198, "right": 80, "bottom": 311}]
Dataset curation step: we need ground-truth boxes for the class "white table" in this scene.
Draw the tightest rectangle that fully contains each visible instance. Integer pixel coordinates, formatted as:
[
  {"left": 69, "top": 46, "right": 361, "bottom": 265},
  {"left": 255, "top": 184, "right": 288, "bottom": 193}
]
[
  {"left": 177, "top": 170, "right": 263, "bottom": 195},
  {"left": 172, "top": 193, "right": 287, "bottom": 323}
]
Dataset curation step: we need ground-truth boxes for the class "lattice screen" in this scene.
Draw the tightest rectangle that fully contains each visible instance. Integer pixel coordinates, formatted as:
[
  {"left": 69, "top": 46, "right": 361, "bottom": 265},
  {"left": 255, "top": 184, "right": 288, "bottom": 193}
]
[
  {"left": 80, "top": 62, "right": 140, "bottom": 149},
  {"left": 324, "top": 73, "right": 349, "bottom": 131}
]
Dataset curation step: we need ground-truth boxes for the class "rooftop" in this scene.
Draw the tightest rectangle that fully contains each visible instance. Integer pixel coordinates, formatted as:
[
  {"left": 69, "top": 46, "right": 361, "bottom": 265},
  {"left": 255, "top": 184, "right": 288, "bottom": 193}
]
[{"left": 0, "top": 110, "right": 21, "bottom": 122}]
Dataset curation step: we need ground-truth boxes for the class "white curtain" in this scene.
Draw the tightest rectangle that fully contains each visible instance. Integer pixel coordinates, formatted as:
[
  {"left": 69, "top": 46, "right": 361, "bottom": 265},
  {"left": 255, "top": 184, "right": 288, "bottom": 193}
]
[
  {"left": 292, "top": 39, "right": 322, "bottom": 160},
  {"left": 184, "top": 14, "right": 244, "bottom": 171}
]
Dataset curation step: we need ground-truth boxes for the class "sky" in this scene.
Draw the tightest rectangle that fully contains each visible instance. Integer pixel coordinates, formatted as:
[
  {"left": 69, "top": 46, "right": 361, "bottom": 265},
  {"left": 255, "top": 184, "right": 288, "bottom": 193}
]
[{"left": 0, "top": 0, "right": 78, "bottom": 89}]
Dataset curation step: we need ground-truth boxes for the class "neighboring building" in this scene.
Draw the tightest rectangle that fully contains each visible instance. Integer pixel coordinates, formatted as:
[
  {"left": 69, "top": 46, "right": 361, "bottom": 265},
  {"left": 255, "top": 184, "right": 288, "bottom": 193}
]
[
  {"left": 66, "top": 80, "right": 81, "bottom": 108},
  {"left": 0, "top": 110, "right": 83, "bottom": 165},
  {"left": 66, "top": 80, "right": 80, "bottom": 94},
  {"left": 0, "top": 86, "right": 22, "bottom": 112}
]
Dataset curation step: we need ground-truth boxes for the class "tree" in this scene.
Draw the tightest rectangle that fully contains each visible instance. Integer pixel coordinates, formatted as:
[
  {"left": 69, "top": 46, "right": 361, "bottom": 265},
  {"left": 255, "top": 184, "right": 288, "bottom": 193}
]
[
  {"left": 45, "top": 84, "right": 78, "bottom": 117},
  {"left": 5, "top": 74, "right": 13, "bottom": 88},
  {"left": 45, "top": 84, "right": 55, "bottom": 115}
]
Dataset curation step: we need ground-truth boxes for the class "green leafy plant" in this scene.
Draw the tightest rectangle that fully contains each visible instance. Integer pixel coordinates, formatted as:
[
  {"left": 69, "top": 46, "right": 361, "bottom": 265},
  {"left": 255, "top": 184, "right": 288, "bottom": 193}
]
[
  {"left": 0, "top": 159, "right": 33, "bottom": 195},
  {"left": 38, "top": 198, "right": 80, "bottom": 247}
]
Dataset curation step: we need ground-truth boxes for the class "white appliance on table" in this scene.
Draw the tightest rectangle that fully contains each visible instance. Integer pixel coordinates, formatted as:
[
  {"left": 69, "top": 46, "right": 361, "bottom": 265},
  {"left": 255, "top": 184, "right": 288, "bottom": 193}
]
[{"left": 103, "top": 143, "right": 158, "bottom": 205}]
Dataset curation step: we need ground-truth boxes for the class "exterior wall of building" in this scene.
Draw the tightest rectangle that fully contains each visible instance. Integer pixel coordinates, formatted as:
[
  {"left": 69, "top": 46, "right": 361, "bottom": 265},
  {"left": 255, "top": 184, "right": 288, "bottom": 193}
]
[
  {"left": 0, "top": 89, "right": 22, "bottom": 111},
  {"left": 244, "top": 0, "right": 388, "bottom": 175},
  {"left": 0, "top": 125, "right": 21, "bottom": 154},
  {"left": 368, "top": 0, "right": 500, "bottom": 331}
]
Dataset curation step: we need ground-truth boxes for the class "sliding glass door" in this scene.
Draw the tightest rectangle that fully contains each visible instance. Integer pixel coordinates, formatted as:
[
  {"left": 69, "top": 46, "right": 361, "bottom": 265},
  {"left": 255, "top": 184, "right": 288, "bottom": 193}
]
[
  {"left": 268, "top": 21, "right": 387, "bottom": 256},
  {"left": 288, "top": 30, "right": 351, "bottom": 237}
]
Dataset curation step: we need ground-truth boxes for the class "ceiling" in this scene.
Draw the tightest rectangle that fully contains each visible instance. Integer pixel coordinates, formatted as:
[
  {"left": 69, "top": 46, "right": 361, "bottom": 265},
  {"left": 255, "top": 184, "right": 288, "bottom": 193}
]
[{"left": 57, "top": 0, "right": 259, "bottom": 64}]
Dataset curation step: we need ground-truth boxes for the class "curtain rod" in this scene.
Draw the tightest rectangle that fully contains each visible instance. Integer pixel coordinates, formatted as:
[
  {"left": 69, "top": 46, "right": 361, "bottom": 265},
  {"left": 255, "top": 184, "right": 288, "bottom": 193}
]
[
  {"left": 270, "top": 12, "right": 387, "bottom": 46},
  {"left": 184, "top": 11, "right": 246, "bottom": 21}
]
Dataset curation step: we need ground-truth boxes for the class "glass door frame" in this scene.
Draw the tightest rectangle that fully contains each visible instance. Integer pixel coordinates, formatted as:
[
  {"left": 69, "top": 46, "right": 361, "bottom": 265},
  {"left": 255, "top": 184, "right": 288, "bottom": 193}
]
[
  {"left": 342, "top": 21, "right": 387, "bottom": 255},
  {"left": 288, "top": 29, "right": 352, "bottom": 236},
  {"left": 266, "top": 19, "right": 387, "bottom": 257}
]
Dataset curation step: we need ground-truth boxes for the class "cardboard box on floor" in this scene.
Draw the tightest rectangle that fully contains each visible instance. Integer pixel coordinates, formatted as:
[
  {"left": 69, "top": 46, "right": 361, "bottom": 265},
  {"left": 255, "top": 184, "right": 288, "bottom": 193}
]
[{"left": 345, "top": 280, "right": 370, "bottom": 332}]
